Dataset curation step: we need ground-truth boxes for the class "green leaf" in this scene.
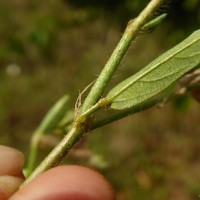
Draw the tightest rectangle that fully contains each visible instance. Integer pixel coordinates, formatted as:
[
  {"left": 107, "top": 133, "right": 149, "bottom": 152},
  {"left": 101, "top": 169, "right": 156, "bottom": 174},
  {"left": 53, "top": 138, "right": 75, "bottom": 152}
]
[
  {"left": 37, "top": 95, "right": 70, "bottom": 133},
  {"left": 143, "top": 13, "right": 167, "bottom": 32},
  {"left": 107, "top": 29, "right": 200, "bottom": 110}
]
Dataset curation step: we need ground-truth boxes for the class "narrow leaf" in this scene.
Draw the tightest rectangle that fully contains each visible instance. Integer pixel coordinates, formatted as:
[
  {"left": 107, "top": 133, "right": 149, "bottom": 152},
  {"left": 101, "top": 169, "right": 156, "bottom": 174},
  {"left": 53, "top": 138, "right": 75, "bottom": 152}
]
[
  {"left": 37, "top": 95, "right": 70, "bottom": 133},
  {"left": 107, "top": 29, "right": 200, "bottom": 110},
  {"left": 143, "top": 13, "right": 167, "bottom": 31}
]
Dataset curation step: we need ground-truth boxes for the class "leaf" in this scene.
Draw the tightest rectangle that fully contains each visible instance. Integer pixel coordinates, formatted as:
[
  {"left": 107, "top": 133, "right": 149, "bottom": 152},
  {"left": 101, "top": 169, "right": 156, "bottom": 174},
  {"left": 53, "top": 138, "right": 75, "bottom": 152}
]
[
  {"left": 107, "top": 29, "right": 200, "bottom": 110},
  {"left": 143, "top": 13, "right": 167, "bottom": 32},
  {"left": 37, "top": 95, "right": 70, "bottom": 133}
]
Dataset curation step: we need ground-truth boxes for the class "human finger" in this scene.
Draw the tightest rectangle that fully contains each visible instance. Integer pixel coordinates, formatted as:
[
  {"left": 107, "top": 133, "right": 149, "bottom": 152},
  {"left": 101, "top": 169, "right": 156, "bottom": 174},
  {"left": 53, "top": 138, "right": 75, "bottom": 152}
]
[
  {"left": 0, "top": 176, "right": 24, "bottom": 200},
  {"left": 0, "top": 145, "right": 25, "bottom": 199},
  {"left": 11, "top": 165, "right": 115, "bottom": 200},
  {"left": 0, "top": 145, "right": 24, "bottom": 177}
]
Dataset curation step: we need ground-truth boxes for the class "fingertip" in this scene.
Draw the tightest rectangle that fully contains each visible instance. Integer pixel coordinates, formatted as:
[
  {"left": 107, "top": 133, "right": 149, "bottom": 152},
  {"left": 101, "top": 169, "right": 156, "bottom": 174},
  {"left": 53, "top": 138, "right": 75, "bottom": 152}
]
[
  {"left": 0, "top": 145, "right": 24, "bottom": 177},
  {"left": 0, "top": 175, "right": 24, "bottom": 200},
  {"left": 11, "top": 165, "right": 115, "bottom": 200}
]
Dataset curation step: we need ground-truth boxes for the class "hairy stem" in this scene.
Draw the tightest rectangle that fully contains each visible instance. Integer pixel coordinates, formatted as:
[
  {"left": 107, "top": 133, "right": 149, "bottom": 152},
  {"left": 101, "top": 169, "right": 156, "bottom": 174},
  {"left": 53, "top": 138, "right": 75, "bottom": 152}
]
[
  {"left": 25, "top": 95, "right": 70, "bottom": 176},
  {"left": 81, "top": 0, "right": 165, "bottom": 113},
  {"left": 23, "top": 121, "right": 84, "bottom": 186},
  {"left": 23, "top": 0, "right": 165, "bottom": 186}
]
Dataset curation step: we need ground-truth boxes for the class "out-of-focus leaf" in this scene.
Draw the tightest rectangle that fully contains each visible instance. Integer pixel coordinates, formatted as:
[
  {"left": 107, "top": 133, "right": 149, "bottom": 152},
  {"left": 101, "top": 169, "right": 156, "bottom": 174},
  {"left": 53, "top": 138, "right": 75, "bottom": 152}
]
[{"left": 37, "top": 95, "right": 70, "bottom": 134}]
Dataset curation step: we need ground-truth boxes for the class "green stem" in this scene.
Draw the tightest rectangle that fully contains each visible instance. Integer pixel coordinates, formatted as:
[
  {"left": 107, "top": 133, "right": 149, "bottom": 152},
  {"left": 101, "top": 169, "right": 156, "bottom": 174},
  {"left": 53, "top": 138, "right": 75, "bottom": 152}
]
[
  {"left": 23, "top": 0, "right": 165, "bottom": 186},
  {"left": 81, "top": 0, "right": 165, "bottom": 113},
  {"left": 22, "top": 122, "right": 83, "bottom": 186},
  {"left": 25, "top": 95, "right": 70, "bottom": 176}
]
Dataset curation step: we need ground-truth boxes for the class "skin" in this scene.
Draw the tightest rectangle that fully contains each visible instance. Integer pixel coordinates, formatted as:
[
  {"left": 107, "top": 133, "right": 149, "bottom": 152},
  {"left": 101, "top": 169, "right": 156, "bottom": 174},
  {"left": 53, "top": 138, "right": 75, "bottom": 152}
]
[{"left": 0, "top": 145, "right": 115, "bottom": 200}]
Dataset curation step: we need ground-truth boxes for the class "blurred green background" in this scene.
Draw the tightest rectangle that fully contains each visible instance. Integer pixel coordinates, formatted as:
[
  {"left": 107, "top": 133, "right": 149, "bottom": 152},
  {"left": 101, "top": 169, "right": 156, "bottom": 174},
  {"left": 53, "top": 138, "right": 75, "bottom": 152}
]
[{"left": 0, "top": 0, "right": 200, "bottom": 199}]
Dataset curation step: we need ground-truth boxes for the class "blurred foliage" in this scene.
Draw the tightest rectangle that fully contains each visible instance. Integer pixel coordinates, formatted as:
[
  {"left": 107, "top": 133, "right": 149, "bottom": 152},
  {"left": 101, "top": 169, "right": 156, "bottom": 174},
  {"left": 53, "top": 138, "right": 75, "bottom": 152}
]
[
  {"left": 67, "top": 0, "right": 200, "bottom": 30},
  {"left": 0, "top": 0, "right": 200, "bottom": 199}
]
